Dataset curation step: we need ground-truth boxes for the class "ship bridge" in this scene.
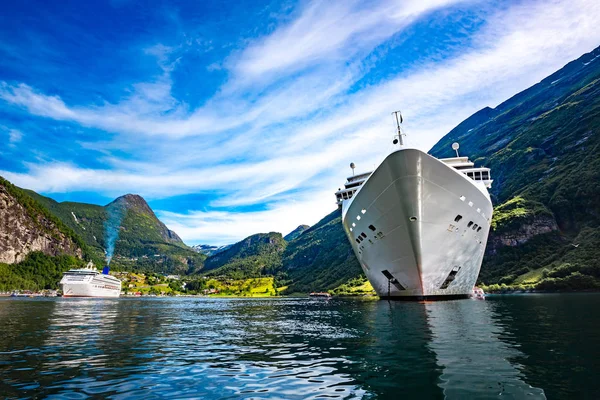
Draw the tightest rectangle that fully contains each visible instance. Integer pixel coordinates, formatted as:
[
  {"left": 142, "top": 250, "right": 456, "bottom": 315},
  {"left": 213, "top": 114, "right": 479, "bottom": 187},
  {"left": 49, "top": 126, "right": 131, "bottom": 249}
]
[
  {"left": 439, "top": 156, "right": 493, "bottom": 189},
  {"left": 335, "top": 171, "right": 372, "bottom": 206}
]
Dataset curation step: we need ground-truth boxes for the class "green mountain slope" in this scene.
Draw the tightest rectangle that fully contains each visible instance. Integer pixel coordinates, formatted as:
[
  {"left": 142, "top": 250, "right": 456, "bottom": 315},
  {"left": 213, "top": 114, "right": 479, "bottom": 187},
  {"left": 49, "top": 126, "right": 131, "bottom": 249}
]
[
  {"left": 284, "top": 225, "right": 310, "bottom": 241},
  {"left": 0, "top": 176, "right": 88, "bottom": 290},
  {"left": 280, "top": 209, "right": 361, "bottom": 294},
  {"left": 1, "top": 176, "right": 86, "bottom": 263},
  {"left": 202, "top": 232, "right": 286, "bottom": 279},
  {"left": 26, "top": 191, "right": 205, "bottom": 274},
  {"left": 430, "top": 45, "right": 600, "bottom": 289}
]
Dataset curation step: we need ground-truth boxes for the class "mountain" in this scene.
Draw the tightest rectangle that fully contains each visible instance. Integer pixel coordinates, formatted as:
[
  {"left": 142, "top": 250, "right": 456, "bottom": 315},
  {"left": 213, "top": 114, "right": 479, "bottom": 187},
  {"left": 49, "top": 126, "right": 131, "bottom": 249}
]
[
  {"left": 0, "top": 176, "right": 88, "bottom": 290},
  {"left": 0, "top": 177, "right": 84, "bottom": 264},
  {"left": 284, "top": 225, "right": 310, "bottom": 241},
  {"left": 25, "top": 191, "right": 205, "bottom": 274},
  {"left": 202, "top": 232, "right": 286, "bottom": 279},
  {"left": 192, "top": 244, "right": 232, "bottom": 256},
  {"left": 429, "top": 45, "right": 600, "bottom": 289},
  {"left": 280, "top": 209, "right": 361, "bottom": 294}
]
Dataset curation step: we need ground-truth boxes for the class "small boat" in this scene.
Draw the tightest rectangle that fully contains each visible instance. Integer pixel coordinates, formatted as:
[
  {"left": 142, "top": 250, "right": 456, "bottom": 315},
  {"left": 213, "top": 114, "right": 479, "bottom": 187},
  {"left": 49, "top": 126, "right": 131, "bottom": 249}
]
[
  {"left": 309, "top": 292, "right": 332, "bottom": 298},
  {"left": 471, "top": 287, "right": 485, "bottom": 300}
]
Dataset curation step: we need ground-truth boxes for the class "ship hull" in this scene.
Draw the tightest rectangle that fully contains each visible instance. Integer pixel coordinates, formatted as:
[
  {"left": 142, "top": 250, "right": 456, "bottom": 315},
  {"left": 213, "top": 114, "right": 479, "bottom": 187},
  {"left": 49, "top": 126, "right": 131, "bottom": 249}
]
[
  {"left": 60, "top": 275, "right": 121, "bottom": 298},
  {"left": 342, "top": 148, "right": 492, "bottom": 299}
]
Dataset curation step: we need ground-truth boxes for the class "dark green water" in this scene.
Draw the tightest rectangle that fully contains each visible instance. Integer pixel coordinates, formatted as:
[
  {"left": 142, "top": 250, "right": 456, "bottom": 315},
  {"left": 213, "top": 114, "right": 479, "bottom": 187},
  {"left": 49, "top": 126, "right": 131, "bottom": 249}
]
[{"left": 1, "top": 294, "right": 599, "bottom": 399}]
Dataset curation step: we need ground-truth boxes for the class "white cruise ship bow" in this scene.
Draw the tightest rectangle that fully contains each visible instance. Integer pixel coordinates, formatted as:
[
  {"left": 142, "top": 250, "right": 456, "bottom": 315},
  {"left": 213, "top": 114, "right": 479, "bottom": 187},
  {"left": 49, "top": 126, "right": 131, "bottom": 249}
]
[{"left": 335, "top": 113, "right": 493, "bottom": 300}]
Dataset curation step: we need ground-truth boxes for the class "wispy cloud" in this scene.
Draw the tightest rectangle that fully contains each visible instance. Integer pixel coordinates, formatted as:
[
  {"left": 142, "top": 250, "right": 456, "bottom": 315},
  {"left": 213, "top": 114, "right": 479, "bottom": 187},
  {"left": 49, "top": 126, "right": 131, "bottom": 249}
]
[
  {"left": 8, "top": 129, "right": 23, "bottom": 145},
  {"left": 1, "top": 0, "right": 599, "bottom": 244}
]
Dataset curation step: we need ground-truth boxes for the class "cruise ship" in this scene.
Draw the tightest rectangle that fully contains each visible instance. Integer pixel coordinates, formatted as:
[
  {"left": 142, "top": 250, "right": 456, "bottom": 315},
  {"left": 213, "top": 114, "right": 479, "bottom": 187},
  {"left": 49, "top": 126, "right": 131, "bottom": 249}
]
[
  {"left": 335, "top": 112, "right": 493, "bottom": 300},
  {"left": 60, "top": 262, "right": 121, "bottom": 298}
]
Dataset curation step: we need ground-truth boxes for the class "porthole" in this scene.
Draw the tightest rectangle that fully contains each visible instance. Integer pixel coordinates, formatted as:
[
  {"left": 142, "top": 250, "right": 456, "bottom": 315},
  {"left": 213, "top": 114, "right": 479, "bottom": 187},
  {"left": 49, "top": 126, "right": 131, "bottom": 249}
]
[
  {"left": 409, "top": 216, "right": 417, "bottom": 222},
  {"left": 454, "top": 215, "right": 463, "bottom": 222},
  {"left": 352, "top": 223, "right": 356, "bottom": 227},
  {"left": 356, "top": 238, "right": 360, "bottom": 244},
  {"left": 460, "top": 196, "right": 466, "bottom": 201},
  {"left": 360, "top": 232, "right": 367, "bottom": 239},
  {"left": 356, "top": 215, "right": 361, "bottom": 220},
  {"left": 369, "top": 225, "right": 376, "bottom": 231},
  {"left": 361, "top": 209, "right": 366, "bottom": 214},
  {"left": 350, "top": 228, "right": 353, "bottom": 232},
  {"left": 467, "top": 221, "right": 473, "bottom": 228},
  {"left": 472, "top": 224, "right": 478, "bottom": 230},
  {"left": 477, "top": 227, "right": 482, "bottom": 232}
]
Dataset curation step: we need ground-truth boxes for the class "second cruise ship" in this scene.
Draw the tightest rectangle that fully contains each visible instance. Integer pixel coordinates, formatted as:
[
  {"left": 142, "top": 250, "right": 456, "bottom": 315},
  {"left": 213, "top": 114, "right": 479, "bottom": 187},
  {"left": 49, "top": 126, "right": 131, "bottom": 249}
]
[
  {"left": 335, "top": 112, "right": 493, "bottom": 300},
  {"left": 60, "top": 262, "right": 121, "bottom": 298}
]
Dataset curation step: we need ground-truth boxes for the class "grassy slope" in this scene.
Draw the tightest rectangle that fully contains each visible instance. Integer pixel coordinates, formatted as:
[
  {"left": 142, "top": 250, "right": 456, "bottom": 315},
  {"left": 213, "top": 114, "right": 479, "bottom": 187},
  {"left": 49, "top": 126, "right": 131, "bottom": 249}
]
[{"left": 430, "top": 46, "right": 600, "bottom": 289}]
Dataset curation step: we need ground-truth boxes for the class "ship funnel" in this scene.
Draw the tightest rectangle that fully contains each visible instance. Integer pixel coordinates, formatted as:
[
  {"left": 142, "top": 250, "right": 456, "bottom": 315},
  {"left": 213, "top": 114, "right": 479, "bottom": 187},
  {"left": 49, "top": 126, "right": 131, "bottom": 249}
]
[{"left": 102, "top": 266, "right": 110, "bottom": 275}]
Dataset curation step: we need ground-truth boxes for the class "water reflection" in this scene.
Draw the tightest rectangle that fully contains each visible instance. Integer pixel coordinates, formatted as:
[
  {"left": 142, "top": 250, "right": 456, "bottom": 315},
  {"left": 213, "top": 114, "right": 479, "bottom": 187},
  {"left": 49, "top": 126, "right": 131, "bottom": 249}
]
[
  {"left": 1, "top": 296, "right": 598, "bottom": 399},
  {"left": 424, "top": 300, "right": 546, "bottom": 399}
]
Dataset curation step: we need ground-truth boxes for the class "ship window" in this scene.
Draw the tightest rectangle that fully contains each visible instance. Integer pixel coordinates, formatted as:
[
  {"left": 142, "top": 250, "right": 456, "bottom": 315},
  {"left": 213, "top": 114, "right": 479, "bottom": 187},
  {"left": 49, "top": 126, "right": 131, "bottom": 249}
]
[
  {"left": 472, "top": 224, "right": 478, "bottom": 230},
  {"left": 360, "top": 232, "right": 367, "bottom": 239},
  {"left": 454, "top": 215, "right": 463, "bottom": 222},
  {"left": 482, "top": 171, "right": 489, "bottom": 180},
  {"left": 368, "top": 225, "right": 376, "bottom": 231},
  {"left": 356, "top": 238, "right": 361, "bottom": 244},
  {"left": 361, "top": 209, "right": 366, "bottom": 214},
  {"left": 477, "top": 227, "right": 482, "bottom": 232},
  {"left": 467, "top": 172, "right": 474, "bottom": 178},
  {"left": 475, "top": 171, "right": 481, "bottom": 180},
  {"left": 467, "top": 221, "right": 473, "bottom": 228}
]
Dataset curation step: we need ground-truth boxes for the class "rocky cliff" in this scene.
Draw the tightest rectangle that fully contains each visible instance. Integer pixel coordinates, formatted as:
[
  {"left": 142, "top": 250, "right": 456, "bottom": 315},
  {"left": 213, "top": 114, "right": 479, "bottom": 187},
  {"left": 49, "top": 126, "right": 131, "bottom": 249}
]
[{"left": 0, "top": 178, "right": 83, "bottom": 264}]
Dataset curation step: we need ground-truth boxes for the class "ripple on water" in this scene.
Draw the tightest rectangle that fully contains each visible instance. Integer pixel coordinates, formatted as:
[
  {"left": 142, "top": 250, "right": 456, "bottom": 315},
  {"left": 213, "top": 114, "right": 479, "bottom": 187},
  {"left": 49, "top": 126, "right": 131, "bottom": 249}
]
[{"left": 1, "top": 295, "right": 600, "bottom": 399}]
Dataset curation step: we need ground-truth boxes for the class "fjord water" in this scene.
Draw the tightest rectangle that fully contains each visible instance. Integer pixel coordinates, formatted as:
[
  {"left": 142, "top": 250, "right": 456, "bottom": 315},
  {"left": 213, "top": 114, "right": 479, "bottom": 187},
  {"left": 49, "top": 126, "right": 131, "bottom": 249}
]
[{"left": 1, "top": 295, "right": 599, "bottom": 399}]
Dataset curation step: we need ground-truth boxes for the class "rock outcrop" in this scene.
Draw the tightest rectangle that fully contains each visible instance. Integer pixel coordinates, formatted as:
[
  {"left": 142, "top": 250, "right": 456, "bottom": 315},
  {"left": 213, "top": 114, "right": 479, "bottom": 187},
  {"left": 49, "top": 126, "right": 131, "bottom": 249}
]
[
  {"left": 0, "top": 183, "right": 82, "bottom": 264},
  {"left": 487, "top": 215, "right": 559, "bottom": 255}
]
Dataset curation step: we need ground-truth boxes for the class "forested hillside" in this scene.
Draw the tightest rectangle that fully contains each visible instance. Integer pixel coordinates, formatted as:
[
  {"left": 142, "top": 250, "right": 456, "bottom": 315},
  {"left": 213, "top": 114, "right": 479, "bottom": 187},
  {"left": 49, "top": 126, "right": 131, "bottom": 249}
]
[
  {"left": 430, "top": 45, "right": 600, "bottom": 290},
  {"left": 0, "top": 177, "right": 88, "bottom": 290},
  {"left": 23, "top": 191, "right": 205, "bottom": 274},
  {"left": 280, "top": 209, "right": 361, "bottom": 293},
  {"left": 202, "top": 232, "right": 286, "bottom": 279}
]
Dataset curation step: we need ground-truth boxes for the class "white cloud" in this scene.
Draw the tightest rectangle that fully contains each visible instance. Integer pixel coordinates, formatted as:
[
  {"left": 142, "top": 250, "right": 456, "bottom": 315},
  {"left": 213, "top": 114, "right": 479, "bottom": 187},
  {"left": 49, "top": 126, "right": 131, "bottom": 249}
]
[
  {"left": 1, "top": 0, "right": 600, "bottom": 244},
  {"left": 9, "top": 128, "right": 23, "bottom": 144}
]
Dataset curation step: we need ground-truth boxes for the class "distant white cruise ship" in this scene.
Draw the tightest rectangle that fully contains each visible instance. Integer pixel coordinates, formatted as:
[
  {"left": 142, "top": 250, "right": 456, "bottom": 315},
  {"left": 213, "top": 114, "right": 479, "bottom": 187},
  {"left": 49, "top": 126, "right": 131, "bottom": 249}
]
[
  {"left": 60, "top": 262, "right": 121, "bottom": 298},
  {"left": 335, "top": 112, "right": 493, "bottom": 300}
]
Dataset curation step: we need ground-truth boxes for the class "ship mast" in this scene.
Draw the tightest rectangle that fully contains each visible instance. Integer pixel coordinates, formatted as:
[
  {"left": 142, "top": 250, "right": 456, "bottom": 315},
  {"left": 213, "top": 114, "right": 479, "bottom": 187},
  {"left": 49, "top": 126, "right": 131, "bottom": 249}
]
[{"left": 392, "top": 110, "right": 405, "bottom": 147}]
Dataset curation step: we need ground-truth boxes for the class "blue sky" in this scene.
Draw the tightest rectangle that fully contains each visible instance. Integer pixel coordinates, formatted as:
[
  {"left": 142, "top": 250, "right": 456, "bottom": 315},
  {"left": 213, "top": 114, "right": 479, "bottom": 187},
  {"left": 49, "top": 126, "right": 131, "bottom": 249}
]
[{"left": 1, "top": 0, "right": 599, "bottom": 245}]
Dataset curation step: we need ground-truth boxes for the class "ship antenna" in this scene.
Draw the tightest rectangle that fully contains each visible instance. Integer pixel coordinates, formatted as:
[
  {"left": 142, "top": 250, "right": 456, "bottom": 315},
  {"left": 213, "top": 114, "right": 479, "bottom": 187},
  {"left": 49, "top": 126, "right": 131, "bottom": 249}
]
[
  {"left": 392, "top": 110, "right": 405, "bottom": 146},
  {"left": 452, "top": 142, "right": 460, "bottom": 157}
]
